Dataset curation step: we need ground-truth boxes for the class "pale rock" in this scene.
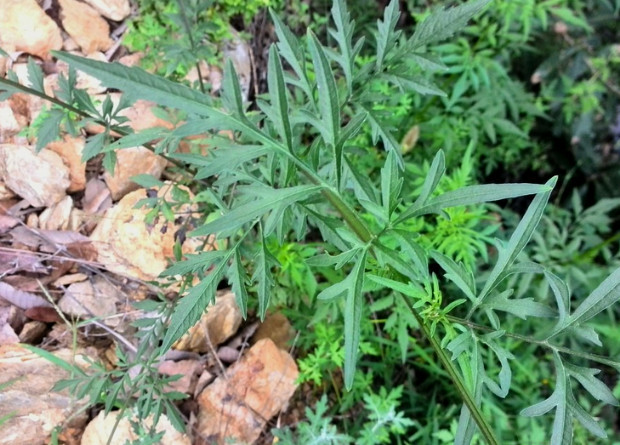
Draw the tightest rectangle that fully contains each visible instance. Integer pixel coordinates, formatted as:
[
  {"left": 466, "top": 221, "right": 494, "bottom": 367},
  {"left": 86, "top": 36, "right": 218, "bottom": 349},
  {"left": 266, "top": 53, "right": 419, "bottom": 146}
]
[
  {"left": 196, "top": 338, "right": 299, "bottom": 445},
  {"left": 62, "top": 37, "right": 80, "bottom": 52},
  {"left": 54, "top": 52, "right": 108, "bottom": 95},
  {"left": 68, "top": 208, "right": 86, "bottom": 232},
  {"left": 103, "top": 147, "right": 168, "bottom": 200},
  {"left": 0, "top": 101, "right": 21, "bottom": 142},
  {"left": 174, "top": 290, "right": 242, "bottom": 353},
  {"left": 58, "top": 277, "right": 119, "bottom": 326},
  {"left": 81, "top": 411, "right": 190, "bottom": 445},
  {"left": 52, "top": 273, "right": 88, "bottom": 287},
  {"left": 222, "top": 32, "right": 252, "bottom": 101},
  {"left": 252, "top": 312, "right": 295, "bottom": 350},
  {"left": 89, "top": 184, "right": 204, "bottom": 281},
  {"left": 59, "top": 0, "right": 113, "bottom": 54},
  {"left": 118, "top": 52, "right": 144, "bottom": 68},
  {"left": 26, "top": 213, "right": 38, "bottom": 227},
  {"left": 0, "top": 345, "right": 90, "bottom": 445},
  {"left": 46, "top": 135, "right": 87, "bottom": 192},
  {"left": 157, "top": 359, "right": 203, "bottom": 394},
  {"left": 17, "top": 320, "right": 47, "bottom": 344},
  {"left": 0, "top": 182, "right": 14, "bottom": 200},
  {"left": 0, "top": 0, "right": 63, "bottom": 59},
  {"left": 38, "top": 195, "right": 73, "bottom": 231},
  {"left": 82, "top": 178, "right": 112, "bottom": 215},
  {"left": 0, "top": 145, "right": 70, "bottom": 207},
  {"left": 83, "top": 0, "right": 131, "bottom": 21},
  {"left": 0, "top": 43, "right": 14, "bottom": 77},
  {"left": 120, "top": 99, "right": 176, "bottom": 132}
]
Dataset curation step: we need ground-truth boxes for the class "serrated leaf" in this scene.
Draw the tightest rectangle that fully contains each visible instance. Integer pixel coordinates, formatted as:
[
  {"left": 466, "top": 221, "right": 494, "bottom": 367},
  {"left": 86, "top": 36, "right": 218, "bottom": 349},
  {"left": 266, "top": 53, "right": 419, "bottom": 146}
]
[
  {"left": 35, "top": 109, "right": 64, "bottom": 151},
  {"left": 160, "top": 250, "right": 229, "bottom": 276},
  {"left": 374, "top": 0, "right": 401, "bottom": 71},
  {"left": 409, "top": 0, "right": 492, "bottom": 49},
  {"left": 545, "top": 271, "right": 570, "bottom": 326},
  {"left": 228, "top": 249, "right": 249, "bottom": 318},
  {"left": 329, "top": 0, "right": 357, "bottom": 91},
  {"left": 131, "top": 174, "right": 164, "bottom": 188},
  {"left": 484, "top": 290, "right": 555, "bottom": 319},
  {"left": 82, "top": 132, "right": 106, "bottom": 162},
  {"left": 26, "top": 58, "right": 44, "bottom": 92},
  {"left": 54, "top": 52, "right": 213, "bottom": 116},
  {"left": 190, "top": 185, "right": 322, "bottom": 237},
  {"left": 344, "top": 250, "right": 367, "bottom": 390},
  {"left": 307, "top": 31, "right": 341, "bottom": 185},
  {"left": 398, "top": 180, "right": 553, "bottom": 225},
  {"left": 413, "top": 149, "right": 445, "bottom": 209},
  {"left": 363, "top": 106, "right": 403, "bottom": 163},
  {"left": 381, "top": 150, "right": 403, "bottom": 216},
  {"left": 267, "top": 46, "right": 293, "bottom": 151},
  {"left": 317, "top": 276, "right": 349, "bottom": 301},
  {"left": 253, "top": 231, "right": 278, "bottom": 320},
  {"left": 477, "top": 177, "right": 556, "bottom": 303},
  {"left": 566, "top": 364, "right": 618, "bottom": 406},
  {"left": 431, "top": 251, "right": 476, "bottom": 301},
  {"left": 161, "top": 249, "right": 234, "bottom": 352}
]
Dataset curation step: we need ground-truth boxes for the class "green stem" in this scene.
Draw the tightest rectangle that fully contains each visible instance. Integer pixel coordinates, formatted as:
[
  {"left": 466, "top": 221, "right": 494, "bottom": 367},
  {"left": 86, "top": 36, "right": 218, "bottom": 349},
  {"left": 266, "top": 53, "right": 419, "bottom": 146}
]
[
  {"left": 321, "top": 185, "right": 498, "bottom": 444},
  {"left": 403, "top": 295, "right": 500, "bottom": 445}
]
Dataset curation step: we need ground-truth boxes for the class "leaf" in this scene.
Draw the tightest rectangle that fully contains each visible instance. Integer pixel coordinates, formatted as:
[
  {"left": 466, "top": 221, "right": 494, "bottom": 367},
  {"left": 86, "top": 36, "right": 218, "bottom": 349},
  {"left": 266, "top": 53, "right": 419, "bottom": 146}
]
[
  {"left": 161, "top": 249, "right": 234, "bottom": 352},
  {"left": 431, "top": 251, "right": 476, "bottom": 302},
  {"left": 192, "top": 145, "right": 270, "bottom": 179},
  {"left": 476, "top": 177, "right": 556, "bottom": 303},
  {"left": 363, "top": 106, "right": 403, "bottom": 163},
  {"left": 329, "top": 0, "right": 357, "bottom": 91},
  {"left": 561, "top": 267, "right": 620, "bottom": 331},
  {"left": 160, "top": 250, "right": 229, "bottom": 277},
  {"left": 317, "top": 276, "right": 350, "bottom": 301},
  {"left": 22, "top": 345, "right": 87, "bottom": 376},
  {"left": 408, "top": 0, "right": 492, "bottom": 49},
  {"left": 545, "top": 271, "right": 570, "bottom": 326},
  {"left": 267, "top": 46, "right": 293, "bottom": 151},
  {"left": 381, "top": 73, "right": 446, "bottom": 97},
  {"left": 26, "top": 58, "right": 44, "bottom": 92},
  {"left": 344, "top": 250, "right": 367, "bottom": 390},
  {"left": 412, "top": 150, "right": 445, "bottom": 209},
  {"left": 367, "top": 274, "right": 426, "bottom": 300},
  {"left": 374, "top": 0, "right": 401, "bottom": 71},
  {"left": 35, "top": 109, "right": 64, "bottom": 152},
  {"left": 190, "top": 185, "right": 323, "bottom": 237},
  {"left": 307, "top": 31, "right": 341, "bottom": 184},
  {"left": 131, "top": 174, "right": 164, "bottom": 188},
  {"left": 397, "top": 180, "right": 553, "bottom": 225},
  {"left": 53, "top": 52, "right": 214, "bottom": 116},
  {"left": 380, "top": 150, "right": 403, "bottom": 216},
  {"left": 566, "top": 364, "right": 618, "bottom": 406},
  {"left": 252, "top": 230, "right": 278, "bottom": 320},
  {"left": 228, "top": 249, "right": 249, "bottom": 319},
  {"left": 221, "top": 59, "right": 248, "bottom": 121}
]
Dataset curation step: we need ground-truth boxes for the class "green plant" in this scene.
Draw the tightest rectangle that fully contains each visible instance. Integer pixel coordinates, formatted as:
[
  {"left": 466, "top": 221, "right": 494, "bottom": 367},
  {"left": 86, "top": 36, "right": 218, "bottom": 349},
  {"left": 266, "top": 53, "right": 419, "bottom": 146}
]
[{"left": 4, "top": 1, "right": 620, "bottom": 444}]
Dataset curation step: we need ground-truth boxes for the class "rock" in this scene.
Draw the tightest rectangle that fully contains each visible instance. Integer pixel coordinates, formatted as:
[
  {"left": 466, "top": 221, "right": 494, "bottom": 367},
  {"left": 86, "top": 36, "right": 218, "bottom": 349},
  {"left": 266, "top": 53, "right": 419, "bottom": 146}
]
[
  {"left": 81, "top": 411, "right": 190, "bottom": 445},
  {"left": 0, "top": 0, "right": 63, "bottom": 59},
  {"left": 38, "top": 196, "right": 73, "bottom": 231},
  {"left": 0, "top": 344, "right": 90, "bottom": 445},
  {"left": 58, "top": 277, "right": 119, "bottom": 326},
  {"left": 0, "top": 182, "right": 14, "bottom": 200},
  {"left": 83, "top": 0, "right": 131, "bottom": 21},
  {"left": 17, "top": 321, "right": 47, "bottom": 344},
  {"left": 46, "top": 135, "right": 86, "bottom": 192},
  {"left": 0, "top": 145, "right": 70, "bottom": 207},
  {"left": 0, "top": 101, "right": 21, "bottom": 143},
  {"left": 82, "top": 178, "right": 112, "bottom": 215},
  {"left": 120, "top": 99, "right": 176, "bottom": 132},
  {"left": 222, "top": 32, "right": 252, "bottom": 101},
  {"left": 157, "top": 359, "right": 203, "bottom": 394},
  {"left": 252, "top": 312, "right": 295, "bottom": 350},
  {"left": 58, "top": 0, "right": 113, "bottom": 54},
  {"left": 118, "top": 52, "right": 144, "bottom": 68},
  {"left": 89, "top": 184, "right": 204, "bottom": 281},
  {"left": 196, "top": 338, "right": 299, "bottom": 445},
  {"left": 174, "top": 290, "right": 242, "bottom": 353},
  {"left": 55, "top": 52, "right": 108, "bottom": 95},
  {"left": 103, "top": 147, "right": 168, "bottom": 200}
]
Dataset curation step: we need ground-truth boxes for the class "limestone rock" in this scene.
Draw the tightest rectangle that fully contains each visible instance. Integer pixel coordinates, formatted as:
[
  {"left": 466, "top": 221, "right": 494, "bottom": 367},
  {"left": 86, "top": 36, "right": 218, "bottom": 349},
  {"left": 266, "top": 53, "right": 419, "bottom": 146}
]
[
  {"left": 89, "top": 185, "right": 204, "bottom": 281},
  {"left": 0, "top": 145, "right": 70, "bottom": 207},
  {"left": 252, "top": 312, "right": 295, "bottom": 350},
  {"left": 0, "top": 0, "right": 63, "bottom": 59},
  {"left": 38, "top": 195, "right": 73, "bottom": 231},
  {"left": 103, "top": 147, "right": 168, "bottom": 200},
  {"left": 83, "top": 0, "right": 131, "bottom": 21},
  {"left": 157, "top": 359, "right": 204, "bottom": 394},
  {"left": 174, "top": 290, "right": 242, "bottom": 353},
  {"left": 46, "top": 135, "right": 86, "bottom": 192},
  {"left": 81, "top": 411, "right": 190, "bottom": 445},
  {"left": 0, "top": 345, "right": 90, "bottom": 445},
  {"left": 0, "top": 101, "right": 21, "bottom": 143},
  {"left": 196, "top": 338, "right": 299, "bottom": 444},
  {"left": 59, "top": 0, "right": 113, "bottom": 54},
  {"left": 58, "top": 277, "right": 119, "bottom": 326}
]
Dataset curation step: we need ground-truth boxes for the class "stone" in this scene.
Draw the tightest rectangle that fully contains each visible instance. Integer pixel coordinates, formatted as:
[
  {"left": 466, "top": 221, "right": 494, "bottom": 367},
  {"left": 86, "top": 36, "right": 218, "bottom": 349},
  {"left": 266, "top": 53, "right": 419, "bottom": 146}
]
[
  {"left": 89, "top": 184, "right": 204, "bottom": 282},
  {"left": 38, "top": 195, "right": 73, "bottom": 231},
  {"left": 103, "top": 147, "right": 168, "bottom": 200},
  {"left": 58, "top": 277, "right": 119, "bottom": 326},
  {"left": 0, "top": 182, "right": 14, "bottom": 200},
  {"left": 222, "top": 32, "right": 252, "bottom": 101},
  {"left": 46, "top": 135, "right": 86, "bottom": 192},
  {"left": 196, "top": 339, "right": 299, "bottom": 445},
  {"left": 0, "top": 0, "right": 63, "bottom": 59},
  {"left": 157, "top": 359, "right": 203, "bottom": 394},
  {"left": 83, "top": 0, "right": 131, "bottom": 21},
  {"left": 81, "top": 411, "right": 190, "bottom": 445},
  {"left": 59, "top": 0, "right": 113, "bottom": 54},
  {"left": 174, "top": 290, "right": 242, "bottom": 353},
  {"left": 55, "top": 52, "right": 108, "bottom": 95},
  {"left": 0, "top": 101, "right": 21, "bottom": 143},
  {"left": 0, "top": 344, "right": 90, "bottom": 445},
  {"left": 252, "top": 312, "right": 295, "bottom": 350},
  {"left": 0, "top": 145, "right": 70, "bottom": 207}
]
